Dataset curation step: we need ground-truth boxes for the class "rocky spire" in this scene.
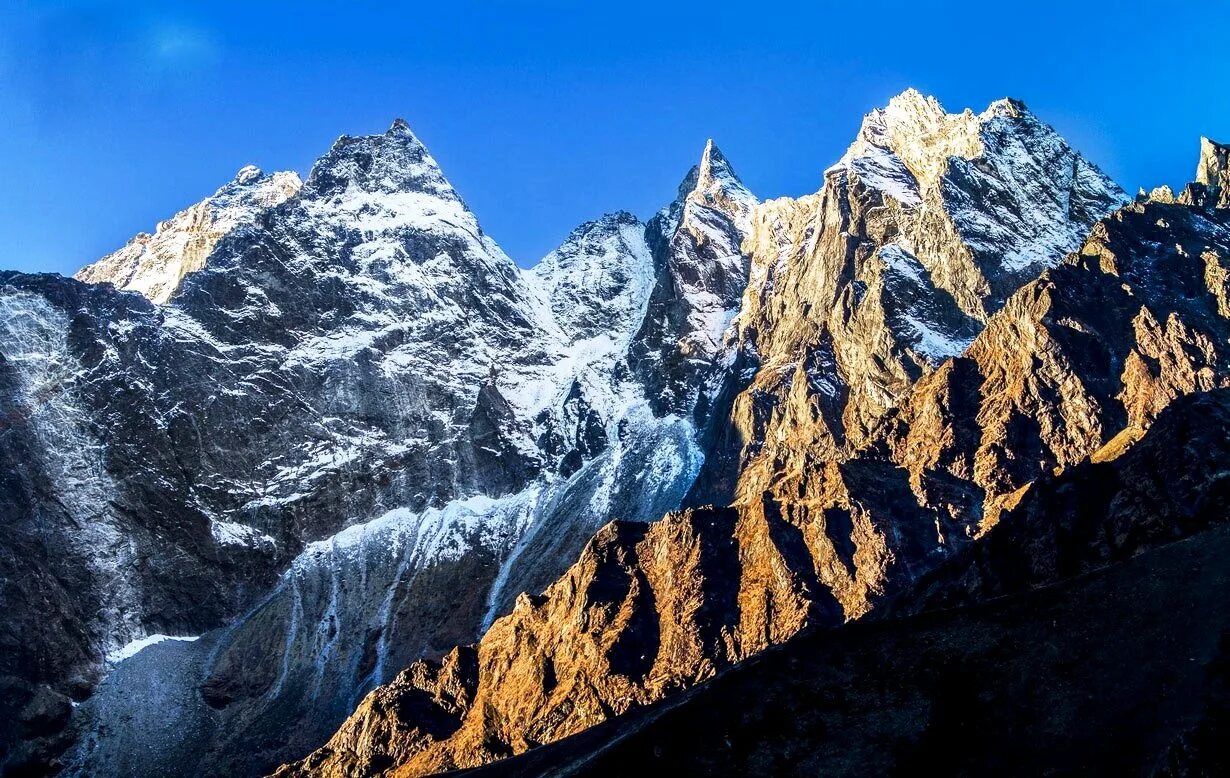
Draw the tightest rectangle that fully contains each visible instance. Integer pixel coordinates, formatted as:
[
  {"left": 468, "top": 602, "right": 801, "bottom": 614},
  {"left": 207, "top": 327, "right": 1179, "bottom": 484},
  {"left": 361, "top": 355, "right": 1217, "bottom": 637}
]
[
  {"left": 1196, "top": 136, "right": 1228, "bottom": 187},
  {"left": 1188, "top": 136, "right": 1230, "bottom": 209},
  {"left": 628, "top": 140, "right": 758, "bottom": 420}
]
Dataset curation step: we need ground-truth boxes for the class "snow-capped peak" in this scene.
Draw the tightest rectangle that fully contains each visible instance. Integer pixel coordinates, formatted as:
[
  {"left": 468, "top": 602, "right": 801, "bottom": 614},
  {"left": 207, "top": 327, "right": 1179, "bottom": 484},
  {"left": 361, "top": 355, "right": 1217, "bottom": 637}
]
[
  {"left": 304, "top": 118, "right": 460, "bottom": 202},
  {"left": 289, "top": 118, "right": 513, "bottom": 278},
  {"left": 659, "top": 139, "right": 757, "bottom": 239},
  {"left": 824, "top": 90, "right": 1127, "bottom": 296}
]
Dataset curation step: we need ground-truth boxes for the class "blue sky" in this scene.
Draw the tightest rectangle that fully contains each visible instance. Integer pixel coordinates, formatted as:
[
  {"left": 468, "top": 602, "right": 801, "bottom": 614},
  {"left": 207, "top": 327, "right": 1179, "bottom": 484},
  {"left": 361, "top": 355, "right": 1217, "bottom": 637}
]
[{"left": 2, "top": 1, "right": 1228, "bottom": 275}]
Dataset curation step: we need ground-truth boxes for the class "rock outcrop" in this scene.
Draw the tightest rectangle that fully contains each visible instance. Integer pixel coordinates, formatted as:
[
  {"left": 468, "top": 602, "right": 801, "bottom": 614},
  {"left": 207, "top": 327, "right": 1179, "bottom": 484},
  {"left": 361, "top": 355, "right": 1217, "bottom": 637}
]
[{"left": 1193, "top": 136, "right": 1229, "bottom": 209}]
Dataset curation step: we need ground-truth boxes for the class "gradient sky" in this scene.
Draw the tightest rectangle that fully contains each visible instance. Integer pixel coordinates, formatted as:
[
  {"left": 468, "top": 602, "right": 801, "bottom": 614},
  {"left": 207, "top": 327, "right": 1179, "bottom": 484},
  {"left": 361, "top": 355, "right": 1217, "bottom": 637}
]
[{"left": 2, "top": 1, "right": 1228, "bottom": 275}]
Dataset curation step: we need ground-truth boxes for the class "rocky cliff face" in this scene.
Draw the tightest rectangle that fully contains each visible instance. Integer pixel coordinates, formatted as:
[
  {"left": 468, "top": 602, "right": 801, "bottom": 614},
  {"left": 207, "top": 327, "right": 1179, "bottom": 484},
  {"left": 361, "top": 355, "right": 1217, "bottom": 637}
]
[
  {"left": 1, "top": 120, "right": 756, "bottom": 775},
  {"left": 280, "top": 137, "right": 1230, "bottom": 777},
  {"left": 691, "top": 90, "right": 1125, "bottom": 505}
]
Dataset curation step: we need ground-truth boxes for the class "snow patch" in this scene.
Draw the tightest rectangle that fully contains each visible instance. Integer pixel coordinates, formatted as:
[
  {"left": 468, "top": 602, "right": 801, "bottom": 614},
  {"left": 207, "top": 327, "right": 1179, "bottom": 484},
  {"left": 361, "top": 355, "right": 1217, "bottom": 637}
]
[
  {"left": 900, "top": 313, "right": 975, "bottom": 362},
  {"left": 107, "top": 634, "right": 200, "bottom": 663},
  {"left": 211, "top": 520, "right": 276, "bottom": 550}
]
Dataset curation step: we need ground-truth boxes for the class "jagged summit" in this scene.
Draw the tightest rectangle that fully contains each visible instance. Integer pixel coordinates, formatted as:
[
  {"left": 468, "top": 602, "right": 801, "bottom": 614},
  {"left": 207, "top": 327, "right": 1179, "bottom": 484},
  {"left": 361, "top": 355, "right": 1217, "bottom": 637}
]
[
  {"left": 838, "top": 88, "right": 1008, "bottom": 189},
  {"left": 304, "top": 117, "right": 459, "bottom": 200},
  {"left": 826, "top": 89, "right": 1126, "bottom": 307},
  {"left": 838, "top": 89, "right": 1034, "bottom": 182}
]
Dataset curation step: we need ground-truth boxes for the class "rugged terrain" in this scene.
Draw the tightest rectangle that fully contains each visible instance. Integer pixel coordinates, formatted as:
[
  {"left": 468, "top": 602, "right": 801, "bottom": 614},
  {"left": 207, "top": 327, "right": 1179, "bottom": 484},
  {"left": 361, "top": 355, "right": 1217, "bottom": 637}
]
[
  {"left": 2, "top": 93, "right": 1224, "bottom": 778},
  {"left": 465, "top": 397, "right": 1230, "bottom": 777},
  {"left": 284, "top": 108, "right": 1230, "bottom": 778},
  {"left": 1, "top": 120, "right": 756, "bottom": 775}
]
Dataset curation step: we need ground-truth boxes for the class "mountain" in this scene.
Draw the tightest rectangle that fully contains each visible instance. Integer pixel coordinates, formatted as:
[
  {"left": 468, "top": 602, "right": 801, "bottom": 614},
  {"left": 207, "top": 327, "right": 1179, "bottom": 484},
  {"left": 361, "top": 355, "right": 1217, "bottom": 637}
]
[
  {"left": 275, "top": 98, "right": 1178, "bottom": 777},
  {"left": 0, "top": 118, "right": 756, "bottom": 775},
  {"left": 3, "top": 90, "right": 1221, "bottom": 778},
  {"left": 691, "top": 89, "right": 1126, "bottom": 508}
]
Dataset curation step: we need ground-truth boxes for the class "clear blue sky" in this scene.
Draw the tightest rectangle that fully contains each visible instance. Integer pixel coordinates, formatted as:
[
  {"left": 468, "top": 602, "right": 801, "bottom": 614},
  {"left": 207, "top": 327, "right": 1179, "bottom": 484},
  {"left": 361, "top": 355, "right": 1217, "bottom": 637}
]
[{"left": 2, "top": 1, "right": 1228, "bottom": 275}]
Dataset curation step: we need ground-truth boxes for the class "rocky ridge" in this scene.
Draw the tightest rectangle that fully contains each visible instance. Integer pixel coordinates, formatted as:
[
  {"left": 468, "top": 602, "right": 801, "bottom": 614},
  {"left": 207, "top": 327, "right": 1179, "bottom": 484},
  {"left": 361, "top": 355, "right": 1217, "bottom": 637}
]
[{"left": 75, "top": 167, "right": 302, "bottom": 304}]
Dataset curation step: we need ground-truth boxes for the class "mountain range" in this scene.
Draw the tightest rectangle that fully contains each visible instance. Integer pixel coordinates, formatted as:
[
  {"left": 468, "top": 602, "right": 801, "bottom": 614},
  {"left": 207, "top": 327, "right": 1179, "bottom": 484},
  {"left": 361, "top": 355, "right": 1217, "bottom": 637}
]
[{"left": 1, "top": 89, "right": 1227, "bottom": 777}]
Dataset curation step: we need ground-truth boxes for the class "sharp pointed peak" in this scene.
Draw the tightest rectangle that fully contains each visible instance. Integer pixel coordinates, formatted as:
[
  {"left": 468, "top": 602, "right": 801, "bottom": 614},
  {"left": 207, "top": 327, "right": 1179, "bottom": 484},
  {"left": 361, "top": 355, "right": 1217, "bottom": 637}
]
[
  {"left": 672, "top": 137, "right": 750, "bottom": 202},
  {"left": 653, "top": 137, "right": 756, "bottom": 238}
]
